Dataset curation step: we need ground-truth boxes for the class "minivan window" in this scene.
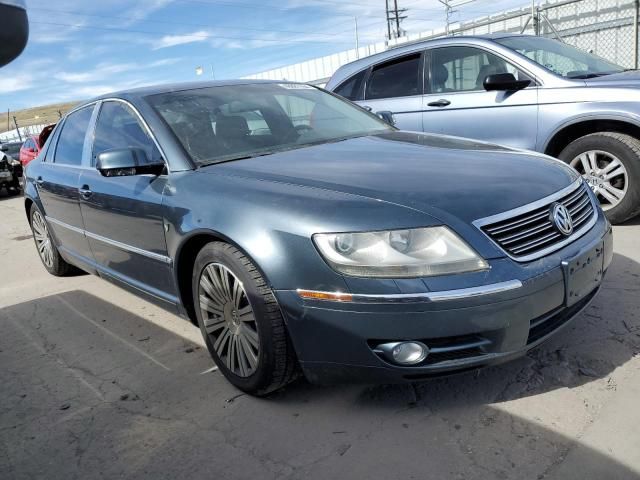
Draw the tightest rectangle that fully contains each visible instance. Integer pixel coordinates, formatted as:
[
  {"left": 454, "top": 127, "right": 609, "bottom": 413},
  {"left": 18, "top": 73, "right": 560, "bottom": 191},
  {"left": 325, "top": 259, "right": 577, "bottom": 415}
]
[
  {"left": 54, "top": 106, "right": 93, "bottom": 166},
  {"left": 365, "top": 53, "right": 421, "bottom": 100},
  {"left": 147, "top": 83, "right": 391, "bottom": 165},
  {"left": 430, "top": 46, "right": 527, "bottom": 93},
  {"left": 334, "top": 70, "right": 366, "bottom": 100},
  {"left": 93, "top": 101, "right": 161, "bottom": 165}
]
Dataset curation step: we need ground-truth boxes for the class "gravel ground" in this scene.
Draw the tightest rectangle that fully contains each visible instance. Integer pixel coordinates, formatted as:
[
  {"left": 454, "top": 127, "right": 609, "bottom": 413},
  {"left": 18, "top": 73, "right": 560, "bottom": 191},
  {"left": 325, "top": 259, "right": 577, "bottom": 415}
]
[{"left": 1, "top": 193, "right": 639, "bottom": 480}]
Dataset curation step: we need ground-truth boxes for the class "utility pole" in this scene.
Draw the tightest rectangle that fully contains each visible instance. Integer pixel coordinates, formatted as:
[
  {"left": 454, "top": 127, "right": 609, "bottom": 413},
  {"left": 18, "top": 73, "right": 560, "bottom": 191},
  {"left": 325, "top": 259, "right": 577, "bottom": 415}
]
[
  {"left": 354, "top": 17, "right": 360, "bottom": 58},
  {"left": 13, "top": 116, "right": 22, "bottom": 142},
  {"left": 386, "top": 0, "right": 407, "bottom": 39},
  {"left": 438, "top": 0, "right": 476, "bottom": 36},
  {"left": 385, "top": 0, "right": 392, "bottom": 40}
]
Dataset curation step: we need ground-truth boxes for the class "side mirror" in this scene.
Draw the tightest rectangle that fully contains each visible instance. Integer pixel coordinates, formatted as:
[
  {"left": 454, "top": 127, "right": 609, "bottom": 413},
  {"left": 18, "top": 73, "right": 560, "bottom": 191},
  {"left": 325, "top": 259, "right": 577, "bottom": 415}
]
[
  {"left": 0, "top": 145, "right": 8, "bottom": 152},
  {"left": 96, "top": 147, "right": 164, "bottom": 177},
  {"left": 376, "top": 110, "right": 396, "bottom": 126},
  {"left": 483, "top": 73, "right": 531, "bottom": 92},
  {"left": 0, "top": 1, "right": 28, "bottom": 68},
  {"left": 27, "top": 147, "right": 35, "bottom": 153}
]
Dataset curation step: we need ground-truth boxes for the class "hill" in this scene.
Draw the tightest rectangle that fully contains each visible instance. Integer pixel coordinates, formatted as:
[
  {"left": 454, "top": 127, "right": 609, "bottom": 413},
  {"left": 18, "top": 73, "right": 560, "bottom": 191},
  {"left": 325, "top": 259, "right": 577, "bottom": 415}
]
[{"left": 1, "top": 101, "right": 80, "bottom": 134}]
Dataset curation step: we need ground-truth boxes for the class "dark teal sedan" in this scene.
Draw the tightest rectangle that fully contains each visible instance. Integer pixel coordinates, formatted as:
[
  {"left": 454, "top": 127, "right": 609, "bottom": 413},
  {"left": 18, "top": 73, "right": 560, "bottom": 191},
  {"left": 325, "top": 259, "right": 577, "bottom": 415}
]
[{"left": 24, "top": 81, "right": 613, "bottom": 395}]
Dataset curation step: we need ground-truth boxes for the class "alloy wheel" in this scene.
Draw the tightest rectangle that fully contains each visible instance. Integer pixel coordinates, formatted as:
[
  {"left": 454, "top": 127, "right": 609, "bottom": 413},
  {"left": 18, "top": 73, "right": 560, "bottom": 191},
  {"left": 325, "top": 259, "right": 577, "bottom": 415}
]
[
  {"left": 198, "top": 263, "right": 260, "bottom": 377},
  {"left": 32, "top": 210, "right": 54, "bottom": 268},
  {"left": 570, "top": 150, "right": 628, "bottom": 211}
]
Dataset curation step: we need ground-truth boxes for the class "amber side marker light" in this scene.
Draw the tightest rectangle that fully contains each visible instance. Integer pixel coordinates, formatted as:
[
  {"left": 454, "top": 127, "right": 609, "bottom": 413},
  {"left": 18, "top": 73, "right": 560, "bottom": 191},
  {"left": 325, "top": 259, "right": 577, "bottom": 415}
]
[{"left": 297, "top": 289, "right": 353, "bottom": 302}]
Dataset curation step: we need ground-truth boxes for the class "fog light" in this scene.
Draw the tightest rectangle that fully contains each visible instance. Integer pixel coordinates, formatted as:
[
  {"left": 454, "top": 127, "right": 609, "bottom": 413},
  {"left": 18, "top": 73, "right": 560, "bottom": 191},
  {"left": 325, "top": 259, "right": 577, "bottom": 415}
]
[{"left": 375, "top": 341, "right": 429, "bottom": 365}]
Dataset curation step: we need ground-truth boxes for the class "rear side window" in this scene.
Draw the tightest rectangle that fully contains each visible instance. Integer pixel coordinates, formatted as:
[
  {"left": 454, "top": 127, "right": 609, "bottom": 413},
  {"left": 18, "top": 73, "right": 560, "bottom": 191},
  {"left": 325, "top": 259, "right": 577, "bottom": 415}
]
[
  {"left": 92, "top": 101, "right": 161, "bottom": 165},
  {"left": 334, "top": 70, "right": 366, "bottom": 100},
  {"left": 54, "top": 106, "right": 93, "bottom": 166},
  {"left": 365, "top": 53, "right": 421, "bottom": 100}
]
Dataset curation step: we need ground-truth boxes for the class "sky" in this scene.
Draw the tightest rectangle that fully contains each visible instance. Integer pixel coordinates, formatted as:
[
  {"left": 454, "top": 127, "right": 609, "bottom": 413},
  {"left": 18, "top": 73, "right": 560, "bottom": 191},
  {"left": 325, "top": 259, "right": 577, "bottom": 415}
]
[{"left": 1, "top": 0, "right": 528, "bottom": 112}]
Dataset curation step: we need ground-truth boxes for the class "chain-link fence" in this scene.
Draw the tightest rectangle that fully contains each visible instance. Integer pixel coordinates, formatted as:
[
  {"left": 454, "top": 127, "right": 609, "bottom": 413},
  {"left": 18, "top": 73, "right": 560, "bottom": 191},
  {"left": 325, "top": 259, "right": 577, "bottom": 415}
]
[{"left": 443, "top": 0, "right": 639, "bottom": 69}]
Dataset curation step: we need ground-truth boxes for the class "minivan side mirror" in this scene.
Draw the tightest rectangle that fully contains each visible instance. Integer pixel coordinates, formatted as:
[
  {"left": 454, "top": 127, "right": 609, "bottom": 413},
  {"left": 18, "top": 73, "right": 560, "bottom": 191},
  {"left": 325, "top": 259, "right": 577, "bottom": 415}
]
[
  {"left": 483, "top": 73, "right": 531, "bottom": 92},
  {"left": 96, "top": 147, "right": 164, "bottom": 177}
]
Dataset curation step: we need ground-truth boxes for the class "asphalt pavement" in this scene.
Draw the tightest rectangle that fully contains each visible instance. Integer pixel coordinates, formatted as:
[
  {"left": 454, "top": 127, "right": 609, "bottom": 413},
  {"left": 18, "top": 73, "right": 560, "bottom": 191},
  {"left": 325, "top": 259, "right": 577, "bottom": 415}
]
[{"left": 1, "top": 192, "right": 639, "bottom": 480}]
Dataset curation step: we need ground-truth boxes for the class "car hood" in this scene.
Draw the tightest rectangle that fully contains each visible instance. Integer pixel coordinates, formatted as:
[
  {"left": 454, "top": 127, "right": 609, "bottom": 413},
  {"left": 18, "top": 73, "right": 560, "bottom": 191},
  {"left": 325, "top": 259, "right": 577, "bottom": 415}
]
[
  {"left": 584, "top": 70, "right": 640, "bottom": 87},
  {"left": 203, "top": 131, "right": 578, "bottom": 225}
]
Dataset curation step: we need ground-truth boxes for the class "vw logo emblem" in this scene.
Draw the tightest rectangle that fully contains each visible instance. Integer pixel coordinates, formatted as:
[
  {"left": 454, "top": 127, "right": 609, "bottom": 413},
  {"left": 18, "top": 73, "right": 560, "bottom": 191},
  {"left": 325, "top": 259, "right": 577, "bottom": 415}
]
[{"left": 550, "top": 203, "right": 573, "bottom": 236}]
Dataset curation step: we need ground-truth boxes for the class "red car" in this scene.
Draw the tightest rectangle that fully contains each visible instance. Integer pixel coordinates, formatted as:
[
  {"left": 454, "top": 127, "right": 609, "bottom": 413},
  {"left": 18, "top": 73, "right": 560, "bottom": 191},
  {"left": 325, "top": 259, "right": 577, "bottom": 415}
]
[{"left": 19, "top": 135, "right": 41, "bottom": 166}]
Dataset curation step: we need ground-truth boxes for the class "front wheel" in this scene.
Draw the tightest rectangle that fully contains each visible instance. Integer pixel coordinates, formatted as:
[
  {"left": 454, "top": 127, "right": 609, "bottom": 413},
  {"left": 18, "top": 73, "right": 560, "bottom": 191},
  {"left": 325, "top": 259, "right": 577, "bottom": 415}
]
[
  {"left": 192, "top": 242, "right": 298, "bottom": 396},
  {"left": 559, "top": 132, "right": 640, "bottom": 224}
]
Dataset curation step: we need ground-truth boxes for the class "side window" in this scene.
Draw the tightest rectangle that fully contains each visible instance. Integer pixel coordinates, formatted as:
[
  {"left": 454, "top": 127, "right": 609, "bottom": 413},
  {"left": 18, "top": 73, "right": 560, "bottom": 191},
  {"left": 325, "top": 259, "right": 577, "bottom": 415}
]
[
  {"left": 334, "top": 70, "right": 366, "bottom": 101},
  {"left": 365, "top": 53, "right": 421, "bottom": 100},
  {"left": 93, "top": 101, "right": 161, "bottom": 165},
  {"left": 430, "top": 46, "right": 529, "bottom": 93},
  {"left": 54, "top": 106, "right": 93, "bottom": 166},
  {"left": 23, "top": 139, "right": 32, "bottom": 149}
]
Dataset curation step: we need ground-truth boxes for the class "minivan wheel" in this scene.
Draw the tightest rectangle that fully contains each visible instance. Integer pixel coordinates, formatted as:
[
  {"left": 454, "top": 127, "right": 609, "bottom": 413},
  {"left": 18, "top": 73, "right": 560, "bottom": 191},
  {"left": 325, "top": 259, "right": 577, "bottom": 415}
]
[
  {"left": 192, "top": 242, "right": 298, "bottom": 396},
  {"left": 559, "top": 132, "right": 640, "bottom": 224},
  {"left": 29, "top": 204, "right": 73, "bottom": 276}
]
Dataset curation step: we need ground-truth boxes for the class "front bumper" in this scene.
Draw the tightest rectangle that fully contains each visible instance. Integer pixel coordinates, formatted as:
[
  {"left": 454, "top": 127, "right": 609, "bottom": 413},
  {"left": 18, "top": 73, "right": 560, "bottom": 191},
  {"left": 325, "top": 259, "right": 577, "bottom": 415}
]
[{"left": 275, "top": 212, "right": 613, "bottom": 384}]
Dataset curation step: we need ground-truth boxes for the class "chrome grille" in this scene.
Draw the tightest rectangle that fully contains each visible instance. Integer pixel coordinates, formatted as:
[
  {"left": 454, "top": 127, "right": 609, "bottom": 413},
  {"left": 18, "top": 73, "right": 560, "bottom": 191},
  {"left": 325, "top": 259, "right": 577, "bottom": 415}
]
[{"left": 479, "top": 182, "right": 596, "bottom": 261}]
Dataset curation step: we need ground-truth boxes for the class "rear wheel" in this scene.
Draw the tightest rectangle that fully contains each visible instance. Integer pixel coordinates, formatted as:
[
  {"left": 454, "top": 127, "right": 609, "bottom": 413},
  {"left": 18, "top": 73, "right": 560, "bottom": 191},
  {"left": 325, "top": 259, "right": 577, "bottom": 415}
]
[
  {"left": 29, "top": 204, "right": 73, "bottom": 276},
  {"left": 192, "top": 241, "right": 298, "bottom": 396},
  {"left": 559, "top": 132, "right": 640, "bottom": 224}
]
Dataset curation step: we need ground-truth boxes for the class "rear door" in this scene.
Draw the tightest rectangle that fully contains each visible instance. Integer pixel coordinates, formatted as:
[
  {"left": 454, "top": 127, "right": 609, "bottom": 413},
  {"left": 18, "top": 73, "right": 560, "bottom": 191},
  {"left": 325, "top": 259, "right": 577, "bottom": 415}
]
[
  {"left": 423, "top": 45, "right": 538, "bottom": 149},
  {"left": 37, "top": 105, "right": 95, "bottom": 268},
  {"left": 78, "top": 100, "right": 175, "bottom": 304},
  {"left": 358, "top": 52, "right": 425, "bottom": 132}
]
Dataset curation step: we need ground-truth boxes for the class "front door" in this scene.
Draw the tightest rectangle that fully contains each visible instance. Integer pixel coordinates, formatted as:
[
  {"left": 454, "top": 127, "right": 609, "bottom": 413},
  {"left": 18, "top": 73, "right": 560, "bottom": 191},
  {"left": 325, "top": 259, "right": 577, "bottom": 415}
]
[
  {"left": 423, "top": 45, "right": 539, "bottom": 150},
  {"left": 79, "top": 100, "right": 175, "bottom": 304},
  {"left": 358, "top": 51, "right": 424, "bottom": 132},
  {"left": 37, "top": 105, "right": 95, "bottom": 268}
]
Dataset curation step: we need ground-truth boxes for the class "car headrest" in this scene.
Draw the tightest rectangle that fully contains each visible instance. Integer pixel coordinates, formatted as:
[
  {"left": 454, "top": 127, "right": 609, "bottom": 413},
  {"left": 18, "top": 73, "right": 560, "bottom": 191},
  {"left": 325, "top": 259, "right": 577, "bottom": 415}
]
[
  {"left": 216, "top": 115, "right": 250, "bottom": 139},
  {"left": 432, "top": 64, "right": 449, "bottom": 87}
]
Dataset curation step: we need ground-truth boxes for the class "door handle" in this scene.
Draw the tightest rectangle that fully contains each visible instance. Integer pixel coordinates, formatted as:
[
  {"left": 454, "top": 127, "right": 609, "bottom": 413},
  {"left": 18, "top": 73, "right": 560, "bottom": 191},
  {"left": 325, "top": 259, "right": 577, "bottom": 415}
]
[
  {"left": 362, "top": 105, "right": 373, "bottom": 112},
  {"left": 427, "top": 99, "right": 451, "bottom": 107},
  {"left": 36, "top": 176, "right": 44, "bottom": 186},
  {"left": 79, "top": 185, "right": 92, "bottom": 199}
]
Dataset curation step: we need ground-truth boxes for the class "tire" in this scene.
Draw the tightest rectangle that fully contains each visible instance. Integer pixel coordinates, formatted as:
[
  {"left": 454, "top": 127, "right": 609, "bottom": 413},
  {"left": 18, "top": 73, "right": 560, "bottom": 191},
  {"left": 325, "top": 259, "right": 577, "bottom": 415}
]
[
  {"left": 558, "top": 132, "right": 640, "bottom": 224},
  {"left": 29, "top": 203, "right": 74, "bottom": 276},
  {"left": 192, "top": 241, "right": 298, "bottom": 396}
]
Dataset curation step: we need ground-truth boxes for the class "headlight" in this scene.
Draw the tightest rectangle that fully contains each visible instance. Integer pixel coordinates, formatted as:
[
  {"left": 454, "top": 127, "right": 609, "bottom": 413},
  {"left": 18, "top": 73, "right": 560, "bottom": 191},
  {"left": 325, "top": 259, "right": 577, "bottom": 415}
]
[{"left": 313, "top": 227, "right": 488, "bottom": 278}]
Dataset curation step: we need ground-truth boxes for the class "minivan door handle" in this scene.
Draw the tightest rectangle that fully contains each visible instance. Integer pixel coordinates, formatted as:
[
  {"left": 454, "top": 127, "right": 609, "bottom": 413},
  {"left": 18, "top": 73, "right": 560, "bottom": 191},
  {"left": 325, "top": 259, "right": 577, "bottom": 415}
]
[
  {"left": 427, "top": 99, "right": 451, "bottom": 107},
  {"left": 79, "top": 185, "right": 93, "bottom": 199}
]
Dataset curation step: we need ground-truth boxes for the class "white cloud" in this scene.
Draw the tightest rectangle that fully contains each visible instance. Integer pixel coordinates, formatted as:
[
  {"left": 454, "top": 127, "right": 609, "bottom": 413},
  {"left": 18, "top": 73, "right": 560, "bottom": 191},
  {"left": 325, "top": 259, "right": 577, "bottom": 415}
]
[
  {"left": 0, "top": 75, "right": 33, "bottom": 93},
  {"left": 153, "top": 30, "right": 210, "bottom": 50}
]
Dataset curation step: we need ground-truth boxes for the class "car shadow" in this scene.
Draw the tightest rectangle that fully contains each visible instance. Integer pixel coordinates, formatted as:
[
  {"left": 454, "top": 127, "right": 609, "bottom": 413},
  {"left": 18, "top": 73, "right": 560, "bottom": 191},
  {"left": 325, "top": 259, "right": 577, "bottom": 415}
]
[{"left": 1, "top": 281, "right": 638, "bottom": 478}]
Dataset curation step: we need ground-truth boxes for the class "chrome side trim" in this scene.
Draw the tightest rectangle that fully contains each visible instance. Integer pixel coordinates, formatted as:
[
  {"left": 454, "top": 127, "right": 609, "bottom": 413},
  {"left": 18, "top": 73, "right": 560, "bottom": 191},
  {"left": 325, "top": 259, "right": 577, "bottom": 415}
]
[
  {"left": 45, "top": 215, "right": 172, "bottom": 265},
  {"left": 296, "top": 280, "right": 523, "bottom": 304},
  {"left": 45, "top": 216, "right": 84, "bottom": 235},
  {"left": 473, "top": 179, "right": 598, "bottom": 262}
]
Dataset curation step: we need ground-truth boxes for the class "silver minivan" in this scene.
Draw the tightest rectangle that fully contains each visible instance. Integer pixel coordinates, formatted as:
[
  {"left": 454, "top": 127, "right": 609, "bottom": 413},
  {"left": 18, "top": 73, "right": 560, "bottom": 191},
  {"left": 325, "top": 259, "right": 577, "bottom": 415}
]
[{"left": 326, "top": 34, "right": 640, "bottom": 223}]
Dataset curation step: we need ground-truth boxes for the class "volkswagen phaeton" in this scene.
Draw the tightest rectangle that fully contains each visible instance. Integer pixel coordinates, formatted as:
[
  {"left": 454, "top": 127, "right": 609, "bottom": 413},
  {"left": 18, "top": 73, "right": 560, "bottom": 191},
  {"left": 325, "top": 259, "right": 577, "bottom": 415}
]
[{"left": 24, "top": 81, "right": 613, "bottom": 395}]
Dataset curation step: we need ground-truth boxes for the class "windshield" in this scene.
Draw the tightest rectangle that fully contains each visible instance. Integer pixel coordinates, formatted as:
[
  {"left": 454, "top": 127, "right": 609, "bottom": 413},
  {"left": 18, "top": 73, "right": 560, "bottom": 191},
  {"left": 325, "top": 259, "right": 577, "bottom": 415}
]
[
  {"left": 147, "top": 83, "right": 392, "bottom": 166},
  {"left": 495, "top": 36, "right": 625, "bottom": 79}
]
